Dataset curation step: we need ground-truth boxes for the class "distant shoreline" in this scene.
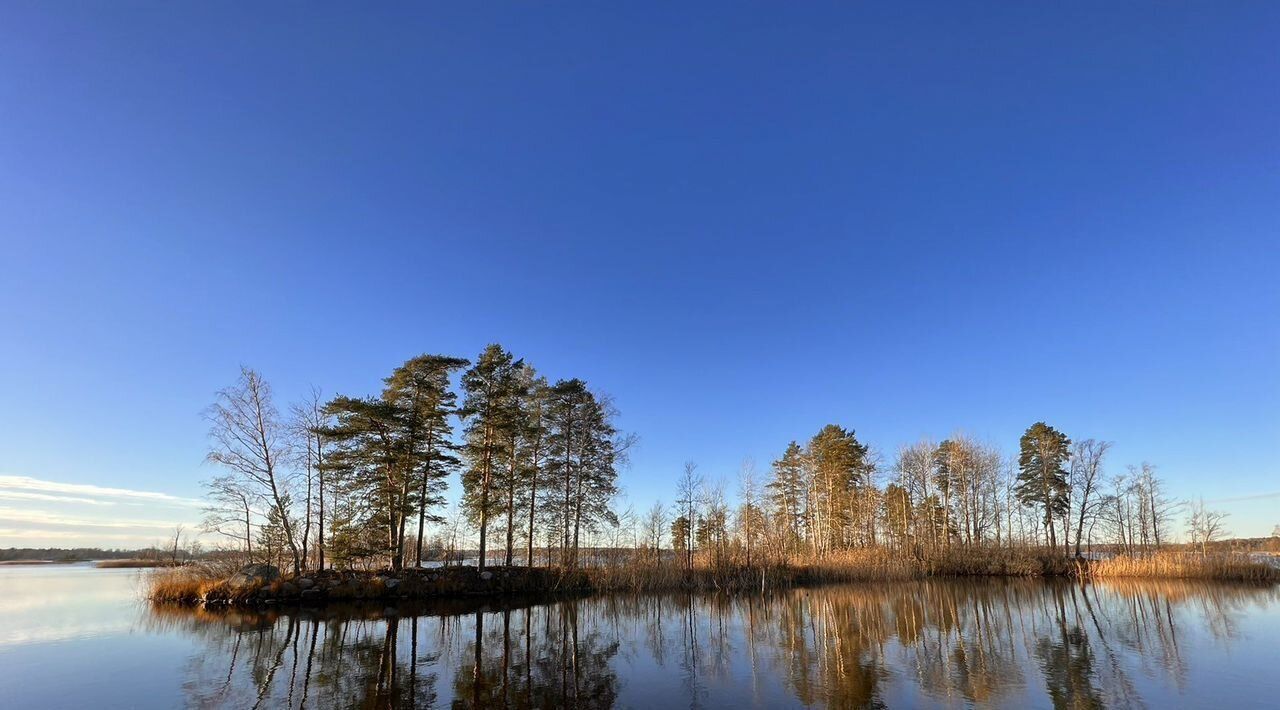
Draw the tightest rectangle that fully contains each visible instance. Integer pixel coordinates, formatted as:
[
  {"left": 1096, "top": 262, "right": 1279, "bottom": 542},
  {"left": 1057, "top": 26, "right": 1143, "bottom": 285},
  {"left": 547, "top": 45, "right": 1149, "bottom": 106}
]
[
  {"left": 0, "top": 559, "right": 84, "bottom": 566},
  {"left": 0, "top": 558, "right": 178, "bottom": 567}
]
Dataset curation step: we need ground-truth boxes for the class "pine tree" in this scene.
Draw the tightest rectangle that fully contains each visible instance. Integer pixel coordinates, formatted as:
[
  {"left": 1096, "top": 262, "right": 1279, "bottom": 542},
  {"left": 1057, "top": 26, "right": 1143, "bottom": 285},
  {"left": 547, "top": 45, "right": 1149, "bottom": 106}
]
[
  {"left": 1015, "top": 422, "right": 1072, "bottom": 549},
  {"left": 258, "top": 499, "right": 293, "bottom": 569},
  {"left": 382, "top": 354, "right": 468, "bottom": 568},
  {"left": 518, "top": 370, "right": 550, "bottom": 566},
  {"left": 767, "top": 442, "right": 807, "bottom": 552},
  {"left": 932, "top": 439, "right": 968, "bottom": 548},
  {"left": 543, "top": 379, "right": 622, "bottom": 567},
  {"left": 496, "top": 363, "right": 532, "bottom": 566},
  {"left": 321, "top": 396, "right": 402, "bottom": 565},
  {"left": 670, "top": 515, "right": 691, "bottom": 565},
  {"left": 807, "top": 425, "right": 872, "bottom": 553},
  {"left": 459, "top": 344, "right": 523, "bottom": 571},
  {"left": 544, "top": 379, "right": 590, "bottom": 566}
]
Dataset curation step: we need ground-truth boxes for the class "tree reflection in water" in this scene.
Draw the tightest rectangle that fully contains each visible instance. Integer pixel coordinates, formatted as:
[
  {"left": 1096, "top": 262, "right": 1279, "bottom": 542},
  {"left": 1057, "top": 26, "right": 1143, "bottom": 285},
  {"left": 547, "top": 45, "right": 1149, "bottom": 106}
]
[{"left": 145, "top": 579, "right": 1279, "bottom": 708}]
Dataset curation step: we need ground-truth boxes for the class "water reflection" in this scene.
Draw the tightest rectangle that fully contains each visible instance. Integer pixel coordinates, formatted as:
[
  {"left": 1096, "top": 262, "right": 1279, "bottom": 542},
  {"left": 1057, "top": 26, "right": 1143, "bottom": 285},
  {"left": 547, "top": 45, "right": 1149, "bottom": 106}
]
[{"left": 143, "top": 579, "right": 1280, "bottom": 708}]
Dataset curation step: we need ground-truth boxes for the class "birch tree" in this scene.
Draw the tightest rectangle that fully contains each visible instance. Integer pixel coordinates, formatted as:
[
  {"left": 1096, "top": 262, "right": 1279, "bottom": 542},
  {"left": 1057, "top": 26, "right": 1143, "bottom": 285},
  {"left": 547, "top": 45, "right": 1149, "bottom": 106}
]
[
  {"left": 206, "top": 367, "right": 301, "bottom": 573},
  {"left": 1068, "top": 439, "right": 1110, "bottom": 557}
]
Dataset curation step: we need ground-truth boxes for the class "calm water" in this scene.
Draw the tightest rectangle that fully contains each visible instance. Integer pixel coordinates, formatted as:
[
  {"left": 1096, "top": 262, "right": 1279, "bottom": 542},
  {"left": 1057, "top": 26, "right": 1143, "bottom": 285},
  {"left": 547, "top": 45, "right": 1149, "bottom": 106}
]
[{"left": 1, "top": 564, "right": 1279, "bottom": 708}]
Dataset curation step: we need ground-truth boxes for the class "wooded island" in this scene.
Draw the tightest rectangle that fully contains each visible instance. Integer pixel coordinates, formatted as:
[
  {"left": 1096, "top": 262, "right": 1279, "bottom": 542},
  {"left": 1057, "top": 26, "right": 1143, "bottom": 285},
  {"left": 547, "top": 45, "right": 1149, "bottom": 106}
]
[{"left": 150, "top": 344, "right": 1277, "bottom": 606}]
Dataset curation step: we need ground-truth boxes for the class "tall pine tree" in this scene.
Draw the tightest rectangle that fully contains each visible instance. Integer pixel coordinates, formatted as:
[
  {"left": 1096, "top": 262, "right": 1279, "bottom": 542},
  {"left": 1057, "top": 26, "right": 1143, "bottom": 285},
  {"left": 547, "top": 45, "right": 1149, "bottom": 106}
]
[
  {"left": 807, "top": 424, "right": 872, "bottom": 553},
  {"left": 517, "top": 368, "right": 550, "bottom": 566},
  {"left": 1015, "top": 421, "right": 1072, "bottom": 549},
  {"left": 767, "top": 442, "right": 807, "bottom": 552},
  {"left": 459, "top": 344, "right": 523, "bottom": 570},
  {"left": 320, "top": 396, "right": 402, "bottom": 566},
  {"left": 543, "top": 379, "right": 621, "bottom": 567},
  {"left": 382, "top": 354, "right": 468, "bottom": 568}
]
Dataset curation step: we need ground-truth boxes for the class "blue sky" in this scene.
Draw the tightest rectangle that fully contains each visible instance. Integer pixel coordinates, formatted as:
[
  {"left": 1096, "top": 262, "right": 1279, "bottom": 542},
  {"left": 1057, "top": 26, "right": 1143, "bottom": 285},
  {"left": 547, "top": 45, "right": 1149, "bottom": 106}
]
[{"left": 1, "top": 3, "right": 1277, "bottom": 547}]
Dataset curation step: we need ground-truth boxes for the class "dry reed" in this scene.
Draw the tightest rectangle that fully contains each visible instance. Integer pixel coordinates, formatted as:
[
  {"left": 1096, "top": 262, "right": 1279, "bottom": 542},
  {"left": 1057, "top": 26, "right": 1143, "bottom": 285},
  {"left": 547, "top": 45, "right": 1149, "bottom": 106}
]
[
  {"left": 1087, "top": 552, "right": 1279, "bottom": 582},
  {"left": 146, "top": 549, "right": 1279, "bottom": 606}
]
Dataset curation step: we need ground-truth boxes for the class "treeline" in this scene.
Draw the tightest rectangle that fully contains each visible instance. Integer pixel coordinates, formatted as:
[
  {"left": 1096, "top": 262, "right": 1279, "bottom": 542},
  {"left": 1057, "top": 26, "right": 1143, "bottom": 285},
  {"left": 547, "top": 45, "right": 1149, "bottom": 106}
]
[
  {"left": 0, "top": 547, "right": 168, "bottom": 562},
  {"left": 202, "top": 344, "right": 630, "bottom": 574},
  {"left": 202, "top": 347, "right": 1257, "bottom": 577},
  {"left": 649, "top": 421, "right": 1240, "bottom": 570}
]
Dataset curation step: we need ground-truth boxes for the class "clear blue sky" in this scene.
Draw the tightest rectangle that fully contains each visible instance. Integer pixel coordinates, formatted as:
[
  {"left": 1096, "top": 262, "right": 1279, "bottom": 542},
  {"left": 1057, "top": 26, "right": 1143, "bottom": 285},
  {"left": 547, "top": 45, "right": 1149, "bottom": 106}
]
[{"left": 2, "top": 2, "right": 1277, "bottom": 546}]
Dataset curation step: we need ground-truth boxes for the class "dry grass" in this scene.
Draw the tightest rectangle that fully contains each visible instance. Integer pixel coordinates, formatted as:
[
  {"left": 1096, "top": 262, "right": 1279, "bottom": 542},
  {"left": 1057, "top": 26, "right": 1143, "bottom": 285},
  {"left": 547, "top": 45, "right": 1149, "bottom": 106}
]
[
  {"left": 1087, "top": 552, "right": 1279, "bottom": 582},
  {"left": 799, "top": 548, "right": 920, "bottom": 582},
  {"left": 584, "top": 562, "right": 796, "bottom": 592},
  {"left": 145, "top": 566, "right": 264, "bottom": 605},
  {"left": 584, "top": 549, "right": 918, "bottom": 592},
  {"left": 925, "top": 548, "right": 1076, "bottom": 577},
  {"left": 146, "top": 548, "right": 1279, "bottom": 607}
]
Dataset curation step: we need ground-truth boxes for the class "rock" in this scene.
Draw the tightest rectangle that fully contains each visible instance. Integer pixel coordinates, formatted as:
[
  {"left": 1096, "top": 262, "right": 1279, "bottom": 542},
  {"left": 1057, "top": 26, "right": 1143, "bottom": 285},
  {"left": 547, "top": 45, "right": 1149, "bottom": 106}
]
[
  {"left": 384, "top": 578, "right": 400, "bottom": 590},
  {"left": 227, "top": 564, "right": 280, "bottom": 588},
  {"left": 480, "top": 571, "right": 493, "bottom": 581},
  {"left": 297, "top": 578, "right": 315, "bottom": 590},
  {"left": 280, "top": 582, "right": 298, "bottom": 596},
  {"left": 300, "top": 588, "right": 322, "bottom": 599}
]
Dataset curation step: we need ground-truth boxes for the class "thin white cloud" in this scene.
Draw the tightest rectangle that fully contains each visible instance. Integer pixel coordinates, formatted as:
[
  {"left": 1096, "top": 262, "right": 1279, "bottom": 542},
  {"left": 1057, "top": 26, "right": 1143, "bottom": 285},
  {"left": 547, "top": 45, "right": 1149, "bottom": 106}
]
[
  {"left": 0, "top": 475, "right": 203, "bottom": 508},
  {"left": 0, "top": 507, "right": 184, "bottom": 530},
  {"left": 0, "top": 527, "right": 168, "bottom": 542},
  {"left": 0, "top": 490, "right": 116, "bottom": 506},
  {"left": 0, "top": 476, "right": 207, "bottom": 548}
]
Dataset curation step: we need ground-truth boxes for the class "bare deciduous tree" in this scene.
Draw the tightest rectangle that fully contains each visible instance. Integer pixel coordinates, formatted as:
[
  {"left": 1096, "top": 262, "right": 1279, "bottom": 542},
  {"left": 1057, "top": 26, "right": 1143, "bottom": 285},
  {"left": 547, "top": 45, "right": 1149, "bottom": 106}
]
[
  {"left": 1186, "top": 498, "right": 1230, "bottom": 556},
  {"left": 642, "top": 501, "right": 667, "bottom": 562},
  {"left": 206, "top": 367, "right": 301, "bottom": 573},
  {"left": 290, "top": 387, "right": 327, "bottom": 571},
  {"left": 675, "top": 462, "right": 702, "bottom": 568},
  {"left": 201, "top": 474, "right": 257, "bottom": 561},
  {"left": 1069, "top": 439, "right": 1111, "bottom": 557}
]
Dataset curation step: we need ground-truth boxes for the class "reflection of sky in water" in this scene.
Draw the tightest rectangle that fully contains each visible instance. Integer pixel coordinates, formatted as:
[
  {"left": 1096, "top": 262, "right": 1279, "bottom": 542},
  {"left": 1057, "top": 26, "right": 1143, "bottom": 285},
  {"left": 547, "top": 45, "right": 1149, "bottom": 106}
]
[
  {"left": 1, "top": 566, "right": 1279, "bottom": 709},
  {"left": 0, "top": 563, "right": 145, "bottom": 646}
]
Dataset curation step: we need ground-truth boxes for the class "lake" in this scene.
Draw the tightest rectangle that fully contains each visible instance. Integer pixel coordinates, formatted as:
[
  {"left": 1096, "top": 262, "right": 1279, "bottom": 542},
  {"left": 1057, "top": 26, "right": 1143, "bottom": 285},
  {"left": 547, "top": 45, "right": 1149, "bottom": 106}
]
[{"left": 1, "top": 563, "right": 1278, "bottom": 708}]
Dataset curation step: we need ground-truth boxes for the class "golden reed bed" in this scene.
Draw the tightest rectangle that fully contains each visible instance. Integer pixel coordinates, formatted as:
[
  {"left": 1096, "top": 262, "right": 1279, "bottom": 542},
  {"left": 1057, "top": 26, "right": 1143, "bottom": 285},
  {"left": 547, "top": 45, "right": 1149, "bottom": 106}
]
[{"left": 145, "top": 549, "right": 1277, "bottom": 605}]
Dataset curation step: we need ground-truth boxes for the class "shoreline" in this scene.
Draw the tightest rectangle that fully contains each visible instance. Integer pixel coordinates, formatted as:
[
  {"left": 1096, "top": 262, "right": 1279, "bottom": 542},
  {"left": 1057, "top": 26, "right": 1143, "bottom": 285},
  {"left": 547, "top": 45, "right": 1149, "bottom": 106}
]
[{"left": 147, "top": 550, "right": 1280, "bottom": 608}]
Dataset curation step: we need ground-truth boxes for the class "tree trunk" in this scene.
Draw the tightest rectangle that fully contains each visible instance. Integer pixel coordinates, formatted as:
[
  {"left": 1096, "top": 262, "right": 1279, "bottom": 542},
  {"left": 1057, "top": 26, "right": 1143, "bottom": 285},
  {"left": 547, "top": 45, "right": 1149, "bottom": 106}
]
[
  {"left": 505, "top": 439, "right": 517, "bottom": 566},
  {"left": 505, "top": 482, "right": 515, "bottom": 566},
  {"left": 479, "top": 419, "right": 493, "bottom": 571},
  {"left": 302, "top": 460, "right": 312, "bottom": 571},
  {"left": 243, "top": 499, "right": 253, "bottom": 562},
  {"left": 317, "top": 440, "right": 325, "bottom": 571},
  {"left": 415, "top": 429, "right": 436, "bottom": 568},
  {"left": 526, "top": 470, "right": 537, "bottom": 567}
]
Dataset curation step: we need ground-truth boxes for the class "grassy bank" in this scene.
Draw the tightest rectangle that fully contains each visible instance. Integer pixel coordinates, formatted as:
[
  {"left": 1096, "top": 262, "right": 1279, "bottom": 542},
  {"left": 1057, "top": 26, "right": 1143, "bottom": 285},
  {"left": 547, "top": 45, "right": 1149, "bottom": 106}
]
[{"left": 146, "top": 549, "right": 1278, "bottom": 606}]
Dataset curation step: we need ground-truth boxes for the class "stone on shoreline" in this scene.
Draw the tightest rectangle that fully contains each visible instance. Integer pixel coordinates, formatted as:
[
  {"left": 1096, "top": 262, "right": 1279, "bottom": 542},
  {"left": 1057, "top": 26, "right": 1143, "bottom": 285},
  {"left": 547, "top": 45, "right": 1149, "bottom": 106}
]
[{"left": 227, "top": 564, "right": 280, "bottom": 588}]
